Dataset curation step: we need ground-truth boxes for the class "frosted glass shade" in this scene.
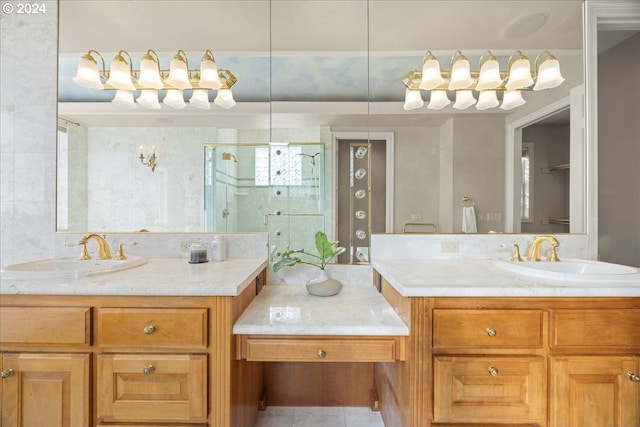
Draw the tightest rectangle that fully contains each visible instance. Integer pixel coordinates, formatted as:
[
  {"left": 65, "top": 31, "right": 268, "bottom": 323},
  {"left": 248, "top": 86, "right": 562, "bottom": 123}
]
[
  {"left": 500, "top": 90, "right": 526, "bottom": 110},
  {"left": 165, "top": 56, "right": 192, "bottom": 89},
  {"left": 73, "top": 54, "right": 104, "bottom": 89},
  {"left": 189, "top": 89, "right": 211, "bottom": 109},
  {"left": 505, "top": 57, "right": 533, "bottom": 91},
  {"left": 453, "top": 90, "right": 477, "bottom": 110},
  {"left": 403, "top": 88, "right": 424, "bottom": 110},
  {"left": 214, "top": 88, "right": 236, "bottom": 109},
  {"left": 476, "top": 90, "right": 499, "bottom": 110},
  {"left": 533, "top": 58, "right": 565, "bottom": 90},
  {"left": 111, "top": 90, "right": 136, "bottom": 109},
  {"left": 163, "top": 89, "right": 186, "bottom": 109},
  {"left": 199, "top": 55, "right": 222, "bottom": 90},
  {"left": 419, "top": 57, "right": 446, "bottom": 90},
  {"left": 448, "top": 57, "right": 473, "bottom": 90},
  {"left": 106, "top": 55, "right": 135, "bottom": 90},
  {"left": 138, "top": 54, "right": 163, "bottom": 89},
  {"left": 136, "top": 89, "right": 161, "bottom": 109},
  {"left": 476, "top": 58, "right": 502, "bottom": 91},
  {"left": 427, "top": 90, "right": 450, "bottom": 110}
]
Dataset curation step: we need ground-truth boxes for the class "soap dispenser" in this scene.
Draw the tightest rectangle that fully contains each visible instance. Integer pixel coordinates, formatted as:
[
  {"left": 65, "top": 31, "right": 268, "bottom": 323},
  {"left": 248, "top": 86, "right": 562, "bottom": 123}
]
[{"left": 210, "top": 235, "right": 227, "bottom": 262}]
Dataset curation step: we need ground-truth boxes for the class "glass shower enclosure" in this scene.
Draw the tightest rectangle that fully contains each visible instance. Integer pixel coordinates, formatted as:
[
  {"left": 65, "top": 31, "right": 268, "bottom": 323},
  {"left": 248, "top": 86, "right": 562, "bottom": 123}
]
[{"left": 204, "top": 142, "right": 326, "bottom": 261}]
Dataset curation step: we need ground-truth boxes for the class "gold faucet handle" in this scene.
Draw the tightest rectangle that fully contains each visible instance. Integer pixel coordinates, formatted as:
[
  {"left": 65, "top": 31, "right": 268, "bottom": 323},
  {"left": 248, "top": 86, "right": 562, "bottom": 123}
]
[
  {"left": 114, "top": 243, "right": 127, "bottom": 260},
  {"left": 547, "top": 245, "right": 560, "bottom": 262},
  {"left": 511, "top": 244, "right": 523, "bottom": 262},
  {"left": 79, "top": 243, "right": 91, "bottom": 260}
]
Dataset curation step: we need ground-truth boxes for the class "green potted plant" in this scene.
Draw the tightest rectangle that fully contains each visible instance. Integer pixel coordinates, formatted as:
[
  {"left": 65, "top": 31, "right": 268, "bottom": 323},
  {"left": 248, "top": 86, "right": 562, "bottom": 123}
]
[{"left": 273, "top": 231, "right": 345, "bottom": 296}]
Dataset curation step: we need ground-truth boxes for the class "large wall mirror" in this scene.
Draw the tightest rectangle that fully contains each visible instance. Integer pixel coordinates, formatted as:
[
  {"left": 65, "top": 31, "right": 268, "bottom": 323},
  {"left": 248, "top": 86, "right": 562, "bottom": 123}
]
[{"left": 57, "top": 0, "right": 585, "bottom": 262}]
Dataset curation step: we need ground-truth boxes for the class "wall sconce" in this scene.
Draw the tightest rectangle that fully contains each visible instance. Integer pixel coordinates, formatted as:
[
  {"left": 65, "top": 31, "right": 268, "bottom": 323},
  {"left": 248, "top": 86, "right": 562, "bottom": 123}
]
[
  {"left": 402, "top": 50, "right": 564, "bottom": 111},
  {"left": 139, "top": 146, "right": 157, "bottom": 172},
  {"left": 73, "top": 49, "right": 237, "bottom": 110}
]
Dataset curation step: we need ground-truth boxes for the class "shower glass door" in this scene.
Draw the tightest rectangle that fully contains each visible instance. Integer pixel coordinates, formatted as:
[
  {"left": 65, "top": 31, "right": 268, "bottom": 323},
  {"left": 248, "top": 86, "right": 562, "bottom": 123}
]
[{"left": 204, "top": 143, "right": 326, "bottom": 260}]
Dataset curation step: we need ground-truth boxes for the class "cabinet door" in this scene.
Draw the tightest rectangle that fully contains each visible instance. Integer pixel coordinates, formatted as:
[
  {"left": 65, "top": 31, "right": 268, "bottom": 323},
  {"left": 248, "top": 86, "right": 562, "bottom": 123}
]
[
  {"left": 550, "top": 356, "right": 639, "bottom": 427},
  {"left": 433, "top": 355, "right": 546, "bottom": 424},
  {"left": 1, "top": 353, "right": 90, "bottom": 427}
]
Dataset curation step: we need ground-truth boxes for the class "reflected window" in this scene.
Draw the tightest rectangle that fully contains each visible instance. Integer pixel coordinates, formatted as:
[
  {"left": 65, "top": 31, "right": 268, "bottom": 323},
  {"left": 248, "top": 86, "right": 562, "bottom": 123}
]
[
  {"left": 57, "top": 124, "right": 69, "bottom": 230},
  {"left": 521, "top": 142, "right": 534, "bottom": 223},
  {"left": 255, "top": 146, "right": 302, "bottom": 186}
]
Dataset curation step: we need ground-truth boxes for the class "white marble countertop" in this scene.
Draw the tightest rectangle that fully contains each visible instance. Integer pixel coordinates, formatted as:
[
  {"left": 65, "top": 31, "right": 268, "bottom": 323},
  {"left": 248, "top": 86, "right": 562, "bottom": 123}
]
[
  {"left": 0, "top": 258, "right": 268, "bottom": 297},
  {"left": 233, "top": 285, "right": 409, "bottom": 336},
  {"left": 371, "top": 259, "right": 640, "bottom": 297}
]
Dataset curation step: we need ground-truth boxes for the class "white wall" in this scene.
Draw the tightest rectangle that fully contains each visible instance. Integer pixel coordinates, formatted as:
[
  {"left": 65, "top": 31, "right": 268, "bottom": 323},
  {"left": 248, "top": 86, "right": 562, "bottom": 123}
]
[{"left": 598, "top": 32, "right": 640, "bottom": 267}]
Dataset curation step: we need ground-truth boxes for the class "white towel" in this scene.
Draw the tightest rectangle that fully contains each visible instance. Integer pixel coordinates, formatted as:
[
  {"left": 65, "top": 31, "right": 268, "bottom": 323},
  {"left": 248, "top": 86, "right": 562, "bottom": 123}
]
[{"left": 462, "top": 206, "right": 477, "bottom": 233}]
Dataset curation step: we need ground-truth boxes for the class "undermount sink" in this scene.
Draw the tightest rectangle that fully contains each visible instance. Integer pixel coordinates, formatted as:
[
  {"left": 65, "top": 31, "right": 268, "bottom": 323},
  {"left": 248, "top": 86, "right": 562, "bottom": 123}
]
[
  {"left": 0, "top": 256, "right": 147, "bottom": 280},
  {"left": 492, "top": 258, "right": 640, "bottom": 283}
]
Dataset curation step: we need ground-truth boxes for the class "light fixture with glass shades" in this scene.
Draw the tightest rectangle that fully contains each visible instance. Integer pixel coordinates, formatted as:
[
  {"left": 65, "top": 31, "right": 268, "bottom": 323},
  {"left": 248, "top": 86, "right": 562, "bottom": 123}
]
[
  {"left": 73, "top": 49, "right": 238, "bottom": 110},
  {"left": 402, "top": 50, "right": 564, "bottom": 111}
]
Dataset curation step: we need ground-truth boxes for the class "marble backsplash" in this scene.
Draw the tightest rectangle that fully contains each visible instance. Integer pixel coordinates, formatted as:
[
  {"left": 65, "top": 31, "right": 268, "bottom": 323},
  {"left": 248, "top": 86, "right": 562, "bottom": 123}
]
[
  {"left": 371, "top": 233, "right": 589, "bottom": 260},
  {"left": 54, "top": 232, "right": 269, "bottom": 260}
]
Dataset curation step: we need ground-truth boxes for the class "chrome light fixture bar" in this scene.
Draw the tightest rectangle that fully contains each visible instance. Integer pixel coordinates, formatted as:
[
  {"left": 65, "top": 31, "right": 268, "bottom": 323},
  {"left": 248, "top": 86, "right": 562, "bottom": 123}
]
[
  {"left": 73, "top": 49, "right": 238, "bottom": 110},
  {"left": 402, "top": 50, "right": 564, "bottom": 111}
]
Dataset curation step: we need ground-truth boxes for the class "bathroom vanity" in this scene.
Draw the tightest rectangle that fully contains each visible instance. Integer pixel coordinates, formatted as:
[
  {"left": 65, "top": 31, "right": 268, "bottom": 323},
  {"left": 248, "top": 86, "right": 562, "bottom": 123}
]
[
  {"left": 371, "top": 259, "right": 640, "bottom": 427},
  {"left": 0, "top": 258, "right": 268, "bottom": 427},
  {"left": 2, "top": 255, "right": 639, "bottom": 427}
]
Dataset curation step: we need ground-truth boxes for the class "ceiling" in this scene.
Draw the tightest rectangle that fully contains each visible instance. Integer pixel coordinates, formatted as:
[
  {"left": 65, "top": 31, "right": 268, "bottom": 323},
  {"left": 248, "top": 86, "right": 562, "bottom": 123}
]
[{"left": 57, "top": 0, "right": 585, "bottom": 127}]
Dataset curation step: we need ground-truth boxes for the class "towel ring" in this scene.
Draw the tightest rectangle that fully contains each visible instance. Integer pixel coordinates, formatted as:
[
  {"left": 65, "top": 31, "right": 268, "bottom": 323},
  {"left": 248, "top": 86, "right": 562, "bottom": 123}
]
[{"left": 462, "top": 196, "right": 474, "bottom": 207}]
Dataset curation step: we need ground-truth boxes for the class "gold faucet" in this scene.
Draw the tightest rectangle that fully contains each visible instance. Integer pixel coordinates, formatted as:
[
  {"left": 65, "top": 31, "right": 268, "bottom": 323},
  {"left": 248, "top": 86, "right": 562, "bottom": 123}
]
[
  {"left": 77, "top": 234, "right": 112, "bottom": 260},
  {"left": 526, "top": 235, "right": 560, "bottom": 262}
]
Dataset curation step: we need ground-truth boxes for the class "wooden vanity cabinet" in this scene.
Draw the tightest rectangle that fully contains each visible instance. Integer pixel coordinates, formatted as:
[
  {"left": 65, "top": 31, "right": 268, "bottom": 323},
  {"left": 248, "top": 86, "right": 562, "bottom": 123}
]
[
  {"left": 95, "top": 308, "right": 209, "bottom": 424},
  {"left": 0, "top": 270, "right": 265, "bottom": 427},
  {"left": 0, "top": 306, "right": 91, "bottom": 427},
  {"left": 432, "top": 308, "right": 547, "bottom": 426},
  {"left": 548, "top": 308, "right": 640, "bottom": 427},
  {"left": 374, "top": 275, "right": 640, "bottom": 427}
]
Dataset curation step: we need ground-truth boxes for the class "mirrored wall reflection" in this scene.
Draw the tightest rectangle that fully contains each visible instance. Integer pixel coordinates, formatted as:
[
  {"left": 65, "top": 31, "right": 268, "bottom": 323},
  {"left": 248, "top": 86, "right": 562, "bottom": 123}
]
[{"left": 204, "top": 142, "right": 326, "bottom": 259}]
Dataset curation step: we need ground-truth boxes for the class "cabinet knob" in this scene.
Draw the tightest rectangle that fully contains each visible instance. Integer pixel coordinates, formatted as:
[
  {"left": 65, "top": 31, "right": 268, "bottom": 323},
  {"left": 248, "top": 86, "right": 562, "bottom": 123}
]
[
  {"left": 143, "top": 325, "right": 155, "bottom": 335},
  {"left": 628, "top": 371, "right": 640, "bottom": 382},
  {"left": 317, "top": 349, "right": 326, "bottom": 359},
  {"left": 488, "top": 366, "right": 499, "bottom": 376},
  {"left": 1, "top": 368, "right": 14, "bottom": 379},
  {"left": 486, "top": 327, "right": 497, "bottom": 337},
  {"left": 143, "top": 365, "right": 155, "bottom": 374}
]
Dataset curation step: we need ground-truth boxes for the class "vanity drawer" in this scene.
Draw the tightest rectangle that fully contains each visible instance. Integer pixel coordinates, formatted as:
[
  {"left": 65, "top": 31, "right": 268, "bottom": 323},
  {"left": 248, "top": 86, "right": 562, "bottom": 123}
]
[
  {"left": 433, "top": 309, "right": 544, "bottom": 349},
  {"left": 97, "top": 353, "right": 207, "bottom": 423},
  {"left": 550, "top": 309, "right": 640, "bottom": 348},
  {"left": 0, "top": 306, "right": 91, "bottom": 346},
  {"left": 433, "top": 355, "right": 546, "bottom": 423},
  {"left": 240, "top": 336, "right": 403, "bottom": 362},
  {"left": 96, "top": 308, "right": 208, "bottom": 349}
]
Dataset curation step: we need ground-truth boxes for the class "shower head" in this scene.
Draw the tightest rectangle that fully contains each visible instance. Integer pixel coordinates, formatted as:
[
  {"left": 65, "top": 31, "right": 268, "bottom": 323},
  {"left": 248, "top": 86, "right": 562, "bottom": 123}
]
[{"left": 222, "top": 152, "right": 238, "bottom": 163}]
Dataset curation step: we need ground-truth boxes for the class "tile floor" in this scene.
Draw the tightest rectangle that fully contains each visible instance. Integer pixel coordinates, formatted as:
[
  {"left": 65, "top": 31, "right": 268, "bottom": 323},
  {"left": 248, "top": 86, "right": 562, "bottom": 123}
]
[{"left": 254, "top": 406, "right": 385, "bottom": 427}]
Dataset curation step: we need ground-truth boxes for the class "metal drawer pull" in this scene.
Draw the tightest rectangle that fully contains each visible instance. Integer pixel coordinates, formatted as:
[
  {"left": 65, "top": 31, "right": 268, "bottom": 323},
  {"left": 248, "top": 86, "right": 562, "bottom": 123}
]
[
  {"left": 486, "top": 327, "right": 497, "bottom": 337},
  {"left": 1, "top": 369, "right": 14, "bottom": 379},
  {"left": 317, "top": 349, "right": 326, "bottom": 359},
  {"left": 488, "top": 366, "right": 499, "bottom": 376},
  {"left": 143, "top": 365, "right": 155, "bottom": 374},
  {"left": 143, "top": 325, "right": 155, "bottom": 335},
  {"left": 628, "top": 371, "right": 640, "bottom": 382}
]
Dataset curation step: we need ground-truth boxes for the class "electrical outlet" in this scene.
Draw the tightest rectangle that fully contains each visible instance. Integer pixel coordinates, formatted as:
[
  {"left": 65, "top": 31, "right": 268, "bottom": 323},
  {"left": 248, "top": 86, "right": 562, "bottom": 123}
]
[
  {"left": 441, "top": 240, "right": 460, "bottom": 253},
  {"left": 180, "top": 240, "right": 197, "bottom": 252}
]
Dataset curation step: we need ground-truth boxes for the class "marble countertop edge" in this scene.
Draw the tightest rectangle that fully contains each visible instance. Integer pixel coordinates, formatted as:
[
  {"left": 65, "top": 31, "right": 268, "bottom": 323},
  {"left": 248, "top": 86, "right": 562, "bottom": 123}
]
[{"left": 371, "top": 259, "right": 640, "bottom": 298}]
